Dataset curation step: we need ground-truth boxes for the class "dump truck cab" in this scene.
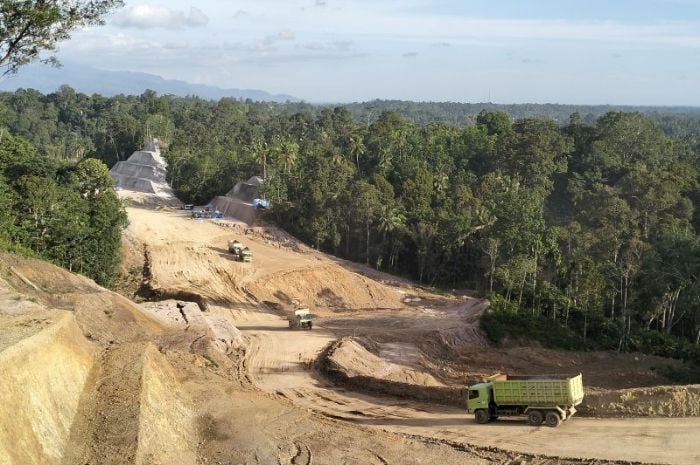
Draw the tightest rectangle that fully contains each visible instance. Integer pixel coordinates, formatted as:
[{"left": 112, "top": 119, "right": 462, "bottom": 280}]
[
  {"left": 228, "top": 240, "right": 252, "bottom": 262},
  {"left": 466, "top": 383, "right": 493, "bottom": 414}
]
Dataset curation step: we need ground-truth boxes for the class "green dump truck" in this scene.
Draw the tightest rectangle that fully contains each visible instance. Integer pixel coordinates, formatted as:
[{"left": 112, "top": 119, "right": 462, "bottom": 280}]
[
  {"left": 288, "top": 308, "right": 313, "bottom": 330},
  {"left": 228, "top": 240, "right": 252, "bottom": 262},
  {"left": 466, "top": 373, "right": 584, "bottom": 427}
]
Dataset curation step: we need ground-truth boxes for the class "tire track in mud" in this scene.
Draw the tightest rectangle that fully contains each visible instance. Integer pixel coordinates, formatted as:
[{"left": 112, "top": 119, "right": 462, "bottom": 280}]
[{"left": 291, "top": 441, "right": 312, "bottom": 465}]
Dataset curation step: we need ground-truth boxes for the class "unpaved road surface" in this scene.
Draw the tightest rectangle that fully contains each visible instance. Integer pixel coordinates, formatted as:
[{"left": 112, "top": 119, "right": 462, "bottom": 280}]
[
  {"left": 231, "top": 313, "right": 700, "bottom": 465},
  {"left": 122, "top": 202, "right": 700, "bottom": 465}
]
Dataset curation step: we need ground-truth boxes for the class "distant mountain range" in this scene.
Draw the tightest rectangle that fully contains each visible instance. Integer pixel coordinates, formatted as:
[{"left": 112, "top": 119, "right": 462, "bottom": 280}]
[{"left": 0, "top": 62, "right": 299, "bottom": 102}]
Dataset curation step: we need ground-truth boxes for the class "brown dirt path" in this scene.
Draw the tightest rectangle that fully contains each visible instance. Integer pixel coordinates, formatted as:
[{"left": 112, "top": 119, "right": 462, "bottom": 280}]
[
  {"left": 123, "top": 203, "right": 700, "bottom": 465},
  {"left": 232, "top": 312, "right": 700, "bottom": 465}
]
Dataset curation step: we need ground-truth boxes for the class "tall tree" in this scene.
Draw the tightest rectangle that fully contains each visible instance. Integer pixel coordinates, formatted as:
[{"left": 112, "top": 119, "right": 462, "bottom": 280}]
[{"left": 1, "top": 0, "right": 124, "bottom": 76}]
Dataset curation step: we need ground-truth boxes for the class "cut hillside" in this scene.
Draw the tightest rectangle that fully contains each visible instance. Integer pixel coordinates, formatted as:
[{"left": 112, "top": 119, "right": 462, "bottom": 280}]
[
  {"left": 124, "top": 205, "right": 407, "bottom": 312},
  {"left": 110, "top": 142, "right": 174, "bottom": 198},
  {"left": 0, "top": 254, "right": 554, "bottom": 465}
]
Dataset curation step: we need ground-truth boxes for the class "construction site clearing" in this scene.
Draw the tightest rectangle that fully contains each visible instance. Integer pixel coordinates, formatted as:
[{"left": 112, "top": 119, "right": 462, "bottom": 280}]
[{"left": 1, "top": 153, "right": 699, "bottom": 465}]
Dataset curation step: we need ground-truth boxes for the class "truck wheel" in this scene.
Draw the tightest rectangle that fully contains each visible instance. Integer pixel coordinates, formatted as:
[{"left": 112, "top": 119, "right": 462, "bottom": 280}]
[
  {"left": 527, "top": 410, "right": 544, "bottom": 426},
  {"left": 545, "top": 411, "right": 561, "bottom": 427},
  {"left": 474, "top": 409, "right": 490, "bottom": 424}
]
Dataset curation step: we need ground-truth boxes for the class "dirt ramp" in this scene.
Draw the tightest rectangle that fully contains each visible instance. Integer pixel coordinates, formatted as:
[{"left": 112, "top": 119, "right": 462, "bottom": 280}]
[
  {"left": 137, "top": 344, "right": 198, "bottom": 465},
  {"left": 323, "top": 338, "right": 465, "bottom": 406},
  {"left": 142, "top": 244, "right": 252, "bottom": 305},
  {"left": 82, "top": 342, "right": 197, "bottom": 465},
  {"left": 248, "top": 264, "right": 404, "bottom": 311},
  {"left": 0, "top": 311, "right": 96, "bottom": 465}
]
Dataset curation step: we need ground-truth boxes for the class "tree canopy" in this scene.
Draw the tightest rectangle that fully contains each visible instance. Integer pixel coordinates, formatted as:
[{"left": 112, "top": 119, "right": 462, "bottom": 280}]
[{"left": 0, "top": 0, "right": 124, "bottom": 76}]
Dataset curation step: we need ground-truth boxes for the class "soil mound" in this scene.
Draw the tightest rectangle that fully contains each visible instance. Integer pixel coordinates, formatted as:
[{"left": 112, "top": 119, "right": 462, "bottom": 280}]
[
  {"left": 581, "top": 385, "right": 700, "bottom": 417},
  {"left": 247, "top": 263, "right": 404, "bottom": 311},
  {"left": 323, "top": 337, "right": 465, "bottom": 406},
  {"left": 209, "top": 195, "right": 258, "bottom": 224}
]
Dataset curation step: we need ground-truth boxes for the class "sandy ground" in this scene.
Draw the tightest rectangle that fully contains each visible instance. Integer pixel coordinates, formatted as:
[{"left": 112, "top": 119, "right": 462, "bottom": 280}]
[
  {"left": 3, "top": 194, "right": 699, "bottom": 465},
  {"left": 231, "top": 312, "right": 700, "bottom": 465},
  {"left": 121, "top": 201, "right": 700, "bottom": 465}
]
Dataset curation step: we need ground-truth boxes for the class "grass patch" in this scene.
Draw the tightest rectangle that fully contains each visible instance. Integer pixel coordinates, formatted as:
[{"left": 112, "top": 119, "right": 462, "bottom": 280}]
[{"left": 203, "top": 355, "right": 219, "bottom": 368}]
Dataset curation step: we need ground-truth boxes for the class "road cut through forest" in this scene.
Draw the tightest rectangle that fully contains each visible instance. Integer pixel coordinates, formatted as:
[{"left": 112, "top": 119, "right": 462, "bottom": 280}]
[{"left": 118, "top": 198, "right": 700, "bottom": 465}]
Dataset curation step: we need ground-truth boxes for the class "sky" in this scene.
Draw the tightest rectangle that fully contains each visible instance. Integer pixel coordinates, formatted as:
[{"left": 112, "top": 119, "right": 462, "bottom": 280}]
[{"left": 40, "top": 0, "right": 700, "bottom": 104}]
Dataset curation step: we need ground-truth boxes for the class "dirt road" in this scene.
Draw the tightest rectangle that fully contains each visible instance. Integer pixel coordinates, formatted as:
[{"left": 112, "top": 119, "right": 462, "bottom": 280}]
[
  {"left": 123, "top": 203, "right": 700, "bottom": 465},
  {"left": 231, "top": 312, "right": 700, "bottom": 465}
]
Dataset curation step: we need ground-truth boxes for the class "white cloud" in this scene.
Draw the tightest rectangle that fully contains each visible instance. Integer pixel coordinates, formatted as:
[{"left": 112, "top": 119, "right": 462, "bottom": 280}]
[
  {"left": 112, "top": 5, "right": 209, "bottom": 29},
  {"left": 262, "top": 30, "right": 296, "bottom": 45}
]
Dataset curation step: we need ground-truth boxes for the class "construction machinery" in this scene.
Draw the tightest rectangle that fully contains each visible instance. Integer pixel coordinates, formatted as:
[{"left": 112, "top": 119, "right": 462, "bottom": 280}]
[
  {"left": 288, "top": 308, "right": 313, "bottom": 330},
  {"left": 228, "top": 240, "right": 252, "bottom": 262},
  {"left": 192, "top": 206, "right": 222, "bottom": 219},
  {"left": 466, "top": 373, "right": 584, "bottom": 427}
]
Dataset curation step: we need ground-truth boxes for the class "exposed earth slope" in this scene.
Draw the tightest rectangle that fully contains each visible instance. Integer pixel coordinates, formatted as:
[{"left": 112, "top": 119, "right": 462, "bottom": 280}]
[{"left": 1, "top": 196, "right": 699, "bottom": 465}]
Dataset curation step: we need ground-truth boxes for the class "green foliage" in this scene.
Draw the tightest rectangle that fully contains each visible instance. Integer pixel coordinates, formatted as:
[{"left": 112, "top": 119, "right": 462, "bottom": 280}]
[
  {"left": 480, "top": 295, "right": 588, "bottom": 351},
  {"left": 0, "top": 133, "right": 126, "bottom": 285},
  {"left": 0, "top": 0, "right": 124, "bottom": 76},
  {"left": 3, "top": 87, "right": 700, "bottom": 361}
]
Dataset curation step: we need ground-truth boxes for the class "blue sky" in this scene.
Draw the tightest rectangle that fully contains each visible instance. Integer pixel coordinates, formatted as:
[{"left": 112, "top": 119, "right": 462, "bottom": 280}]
[{"left": 23, "top": 1, "right": 700, "bottom": 104}]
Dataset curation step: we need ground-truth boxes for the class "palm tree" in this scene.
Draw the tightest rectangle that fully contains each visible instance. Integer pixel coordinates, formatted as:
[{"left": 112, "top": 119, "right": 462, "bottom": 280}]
[
  {"left": 348, "top": 131, "right": 366, "bottom": 171},
  {"left": 377, "top": 205, "right": 406, "bottom": 237},
  {"left": 377, "top": 146, "right": 393, "bottom": 175},
  {"left": 276, "top": 139, "right": 299, "bottom": 174},
  {"left": 251, "top": 137, "right": 268, "bottom": 180},
  {"left": 377, "top": 205, "right": 407, "bottom": 270}
]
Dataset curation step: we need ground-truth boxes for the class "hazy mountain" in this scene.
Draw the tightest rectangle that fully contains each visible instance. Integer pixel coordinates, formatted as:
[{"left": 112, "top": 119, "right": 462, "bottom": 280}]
[{"left": 0, "top": 62, "right": 299, "bottom": 102}]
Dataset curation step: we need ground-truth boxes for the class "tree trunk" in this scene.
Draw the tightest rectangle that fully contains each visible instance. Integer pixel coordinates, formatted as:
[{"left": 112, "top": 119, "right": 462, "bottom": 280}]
[
  {"left": 345, "top": 225, "right": 350, "bottom": 258},
  {"left": 365, "top": 220, "right": 370, "bottom": 266}
]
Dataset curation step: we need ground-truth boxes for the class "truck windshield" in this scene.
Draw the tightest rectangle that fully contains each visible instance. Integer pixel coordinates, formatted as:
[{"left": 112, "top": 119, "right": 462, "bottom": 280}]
[{"left": 468, "top": 390, "right": 479, "bottom": 400}]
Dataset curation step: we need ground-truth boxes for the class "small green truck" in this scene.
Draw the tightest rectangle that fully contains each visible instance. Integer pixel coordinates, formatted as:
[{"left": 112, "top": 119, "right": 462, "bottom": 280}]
[
  {"left": 466, "top": 373, "right": 584, "bottom": 427},
  {"left": 288, "top": 308, "right": 313, "bottom": 330},
  {"left": 228, "top": 240, "right": 252, "bottom": 262}
]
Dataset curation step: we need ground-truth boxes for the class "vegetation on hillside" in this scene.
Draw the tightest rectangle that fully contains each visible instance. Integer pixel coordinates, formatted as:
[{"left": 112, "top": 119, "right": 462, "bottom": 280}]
[
  {"left": 2, "top": 87, "right": 700, "bottom": 363},
  {"left": 0, "top": 132, "right": 126, "bottom": 285}
]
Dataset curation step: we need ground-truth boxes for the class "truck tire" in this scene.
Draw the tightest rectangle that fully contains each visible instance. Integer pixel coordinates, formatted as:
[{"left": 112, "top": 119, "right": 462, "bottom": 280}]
[
  {"left": 474, "top": 409, "right": 490, "bottom": 424},
  {"left": 527, "top": 410, "right": 544, "bottom": 426},
  {"left": 545, "top": 411, "right": 561, "bottom": 427}
]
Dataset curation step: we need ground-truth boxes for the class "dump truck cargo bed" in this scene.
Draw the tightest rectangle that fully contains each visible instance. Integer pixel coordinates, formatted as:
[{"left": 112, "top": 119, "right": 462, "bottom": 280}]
[{"left": 490, "top": 373, "right": 584, "bottom": 407}]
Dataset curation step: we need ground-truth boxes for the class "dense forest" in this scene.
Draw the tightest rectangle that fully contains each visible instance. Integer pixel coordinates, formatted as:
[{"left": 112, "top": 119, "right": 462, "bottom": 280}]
[
  {"left": 2, "top": 86, "right": 700, "bottom": 369},
  {"left": 0, "top": 132, "right": 126, "bottom": 285}
]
